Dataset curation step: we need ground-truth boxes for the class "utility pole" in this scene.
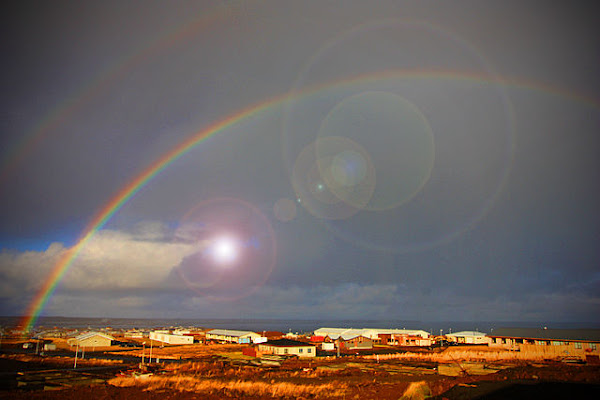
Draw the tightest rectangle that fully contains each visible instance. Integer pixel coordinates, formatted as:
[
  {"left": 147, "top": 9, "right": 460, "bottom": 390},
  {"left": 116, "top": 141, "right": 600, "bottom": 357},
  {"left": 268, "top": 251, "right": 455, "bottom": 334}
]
[
  {"left": 74, "top": 344, "right": 79, "bottom": 369},
  {"left": 149, "top": 340, "right": 153, "bottom": 364}
]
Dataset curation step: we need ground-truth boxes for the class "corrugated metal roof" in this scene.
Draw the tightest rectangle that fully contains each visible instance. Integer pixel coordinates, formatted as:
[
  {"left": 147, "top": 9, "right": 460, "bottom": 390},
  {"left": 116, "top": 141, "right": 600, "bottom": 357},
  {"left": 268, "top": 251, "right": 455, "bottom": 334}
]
[
  {"left": 489, "top": 328, "right": 600, "bottom": 342},
  {"left": 74, "top": 331, "right": 114, "bottom": 341},
  {"left": 448, "top": 331, "right": 487, "bottom": 337},
  {"left": 207, "top": 329, "right": 259, "bottom": 337},
  {"left": 314, "top": 327, "right": 430, "bottom": 339},
  {"left": 340, "top": 333, "right": 371, "bottom": 341}
]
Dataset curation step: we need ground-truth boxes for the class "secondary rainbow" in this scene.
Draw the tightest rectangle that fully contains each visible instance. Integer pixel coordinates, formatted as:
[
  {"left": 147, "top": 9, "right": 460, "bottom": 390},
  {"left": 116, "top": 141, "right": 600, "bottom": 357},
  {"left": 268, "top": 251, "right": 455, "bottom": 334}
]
[
  {"left": 19, "top": 69, "right": 600, "bottom": 332},
  {"left": 0, "top": 5, "right": 234, "bottom": 184}
]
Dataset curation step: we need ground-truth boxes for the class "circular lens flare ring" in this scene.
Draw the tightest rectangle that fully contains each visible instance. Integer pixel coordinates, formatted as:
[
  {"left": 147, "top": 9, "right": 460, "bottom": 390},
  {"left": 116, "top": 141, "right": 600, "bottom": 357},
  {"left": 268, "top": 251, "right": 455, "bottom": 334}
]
[{"left": 174, "top": 197, "right": 277, "bottom": 301}]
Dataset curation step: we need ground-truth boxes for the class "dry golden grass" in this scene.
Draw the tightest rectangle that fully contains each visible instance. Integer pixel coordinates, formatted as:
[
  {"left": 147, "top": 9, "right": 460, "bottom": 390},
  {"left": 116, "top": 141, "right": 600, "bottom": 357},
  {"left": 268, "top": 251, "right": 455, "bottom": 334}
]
[
  {"left": 108, "top": 343, "right": 243, "bottom": 360},
  {"left": 109, "top": 375, "right": 348, "bottom": 398},
  {"left": 399, "top": 381, "right": 431, "bottom": 400},
  {"left": 363, "top": 346, "right": 574, "bottom": 363},
  {"left": 1, "top": 353, "right": 123, "bottom": 367}
]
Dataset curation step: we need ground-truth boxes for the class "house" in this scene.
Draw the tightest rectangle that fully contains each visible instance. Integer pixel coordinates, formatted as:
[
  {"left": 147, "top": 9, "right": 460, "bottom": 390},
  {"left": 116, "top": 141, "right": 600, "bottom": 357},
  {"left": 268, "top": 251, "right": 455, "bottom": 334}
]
[
  {"left": 337, "top": 334, "right": 373, "bottom": 350},
  {"left": 394, "top": 334, "right": 433, "bottom": 347},
  {"left": 205, "top": 329, "right": 262, "bottom": 344},
  {"left": 321, "top": 342, "right": 335, "bottom": 351},
  {"left": 488, "top": 328, "right": 600, "bottom": 361},
  {"left": 446, "top": 331, "right": 488, "bottom": 345},
  {"left": 258, "top": 339, "right": 316, "bottom": 358},
  {"left": 43, "top": 343, "right": 57, "bottom": 351},
  {"left": 310, "top": 335, "right": 327, "bottom": 343},
  {"left": 149, "top": 331, "right": 194, "bottom": 345},
  {"left": 67, "top": 332, "right": 115, "bottom": 348},
  {"left": 124, "top": 330, "right": 145, "bottom": 339}
]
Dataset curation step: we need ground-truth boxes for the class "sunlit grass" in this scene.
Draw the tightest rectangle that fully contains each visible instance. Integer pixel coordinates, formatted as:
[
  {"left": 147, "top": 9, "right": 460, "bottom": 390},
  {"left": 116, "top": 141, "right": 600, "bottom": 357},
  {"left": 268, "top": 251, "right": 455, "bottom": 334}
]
[{"left": 109, "top": 375, "right": 348, "bottom": 398}]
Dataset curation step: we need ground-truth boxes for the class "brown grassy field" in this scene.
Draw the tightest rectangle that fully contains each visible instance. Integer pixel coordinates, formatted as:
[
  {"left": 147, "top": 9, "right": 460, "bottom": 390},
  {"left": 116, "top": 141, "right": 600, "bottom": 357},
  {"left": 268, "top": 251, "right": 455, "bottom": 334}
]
[
  {"left": 108, "top": 343, "right": 246, "bottom": 360},
  {"left": 2, "top": 342, "right": 599, "bottom": 399}
]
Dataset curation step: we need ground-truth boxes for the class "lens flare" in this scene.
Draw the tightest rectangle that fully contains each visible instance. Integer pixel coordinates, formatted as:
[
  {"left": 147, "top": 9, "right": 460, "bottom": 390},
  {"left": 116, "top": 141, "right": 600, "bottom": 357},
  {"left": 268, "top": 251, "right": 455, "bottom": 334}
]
[
  {"left": 211, "top": 235, "right": 239, "bottom": 265},
  {"left": 173, "top": 197, "right": 276, "bottom": 300}
]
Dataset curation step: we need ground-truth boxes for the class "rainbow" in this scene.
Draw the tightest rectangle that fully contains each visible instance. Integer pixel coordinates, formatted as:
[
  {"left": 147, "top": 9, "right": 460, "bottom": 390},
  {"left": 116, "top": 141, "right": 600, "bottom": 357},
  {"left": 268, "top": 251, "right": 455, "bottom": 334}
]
[
  {"left": 18, "top": 92, "right": 280, "bottom": 332},
  {"left": 19, "top": 69, "right": 600, "bottom": 331}
]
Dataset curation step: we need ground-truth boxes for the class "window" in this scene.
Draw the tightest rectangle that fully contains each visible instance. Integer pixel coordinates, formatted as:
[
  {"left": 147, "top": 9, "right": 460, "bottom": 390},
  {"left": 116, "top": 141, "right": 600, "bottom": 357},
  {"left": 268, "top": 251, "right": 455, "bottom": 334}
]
[
  {"left": 299, "top": 348, "right": 303, "bottom": 353},
  {"left": 574, "top": 342, "right": 582, "bottom": 349},
  {"left": 590, "top": 343, "right": 597, "bottom": 351},
  {"left": 284, "top": 349, "right": 288, "bottom": 354},
  {"left": 307, "top": 348, "right": 311, "bottom": 353}
]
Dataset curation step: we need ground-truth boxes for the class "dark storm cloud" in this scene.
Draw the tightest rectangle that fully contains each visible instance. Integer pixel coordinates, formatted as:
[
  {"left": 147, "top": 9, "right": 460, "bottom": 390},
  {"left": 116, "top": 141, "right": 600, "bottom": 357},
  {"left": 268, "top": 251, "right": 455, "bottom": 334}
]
[{"left": 1, "top": 1, "right": 598, "bottom": 323}]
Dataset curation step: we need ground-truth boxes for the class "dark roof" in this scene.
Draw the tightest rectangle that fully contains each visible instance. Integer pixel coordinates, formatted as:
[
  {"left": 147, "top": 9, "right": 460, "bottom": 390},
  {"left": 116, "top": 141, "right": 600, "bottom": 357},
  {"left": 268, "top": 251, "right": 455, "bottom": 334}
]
[
  {"left": 263, "top": 339, "right": 315, "bottom": 347},
  {"left": 262, "top": 331, "right": 284, "bottom": 338},
  {"left": 489, "top": 328, "right": 600, "bottom": 342}
]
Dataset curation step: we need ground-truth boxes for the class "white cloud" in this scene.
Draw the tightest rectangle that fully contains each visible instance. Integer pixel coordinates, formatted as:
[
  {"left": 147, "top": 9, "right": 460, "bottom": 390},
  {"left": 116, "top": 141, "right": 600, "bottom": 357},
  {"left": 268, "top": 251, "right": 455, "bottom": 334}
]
[
  {"left": 63, "top": 229, "right": 195, "bottom": 290},
  {"left": 0, "top": 226, "right": 196, "bottom": 302}
]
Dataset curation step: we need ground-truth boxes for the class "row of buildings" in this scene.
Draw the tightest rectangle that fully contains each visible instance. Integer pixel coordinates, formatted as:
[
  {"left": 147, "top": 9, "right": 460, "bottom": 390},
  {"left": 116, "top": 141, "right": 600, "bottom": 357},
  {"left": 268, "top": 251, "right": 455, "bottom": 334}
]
[{"left": 60, "top": 326, "right": 600, "bottom": 361}]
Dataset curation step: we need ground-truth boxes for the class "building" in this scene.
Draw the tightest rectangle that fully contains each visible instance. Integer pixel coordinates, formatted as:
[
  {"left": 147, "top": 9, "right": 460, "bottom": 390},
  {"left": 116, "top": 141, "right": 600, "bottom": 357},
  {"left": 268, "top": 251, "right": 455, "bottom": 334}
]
[
  {"left": 394, "top": 334, "right": 433, "bottom": 347},
  {"left": 337, "top": 334, "right": 373, "bottom": 350},
  {"left": 124, "top": 330, "right": 145, "bottom": 339},
  {"left": 261, "top": 331, "right": 284, "bottom": 340},
  {"left": 488, "top": 328, "right": 600, "bottom": 361},
  {"left": 446, "top": 331, "right": 488, "bottom": 345},
  {"left": 43, "top": 343, "right": 57, "bottom": 351},
  {"left": 67, "top": 332, "right": 115, "bottom": 348},
  {"left": 205, "top": 329, "right": 262, "bottom": 344},
  {"left": 313, "top": 327, "right": 430, "bottom": 345},
  {"left": 258, "top": 339, "right": 316, "bottom": 358},
  {"left": 321, "top": 342, "right": 335, "bottom": 351},
  {"left": 149, "top": 331, "right": 194, "bottom": 345}
]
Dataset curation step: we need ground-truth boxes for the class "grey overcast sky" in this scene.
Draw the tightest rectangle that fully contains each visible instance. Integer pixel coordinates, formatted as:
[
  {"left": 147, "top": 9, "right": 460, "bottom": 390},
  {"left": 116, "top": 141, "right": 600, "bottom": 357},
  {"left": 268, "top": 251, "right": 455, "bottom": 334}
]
[{"left": 1, "top": 0, "right": 599, "bottom": 324}]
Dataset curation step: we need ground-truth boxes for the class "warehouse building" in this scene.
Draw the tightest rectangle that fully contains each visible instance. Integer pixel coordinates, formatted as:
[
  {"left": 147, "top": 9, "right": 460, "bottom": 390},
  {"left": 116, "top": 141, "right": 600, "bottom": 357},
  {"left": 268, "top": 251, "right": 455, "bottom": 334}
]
[
  {"left": 205, "top": 329, "right": 262, "bottom": 344},
  {"left": 313, "top": 327, "right": 430, "bottom": 345},
  {"left": 488, "top": 328, "right": 600, "bottom": 361},
  {"left": 446, "top": 331, "right": 488, "bottom": 344},
  {"left": 67, "top": 332, "right": 114, "bottom": 348},
  {"left": 149, "top": 331, "right": 194, "bottom": 345}
]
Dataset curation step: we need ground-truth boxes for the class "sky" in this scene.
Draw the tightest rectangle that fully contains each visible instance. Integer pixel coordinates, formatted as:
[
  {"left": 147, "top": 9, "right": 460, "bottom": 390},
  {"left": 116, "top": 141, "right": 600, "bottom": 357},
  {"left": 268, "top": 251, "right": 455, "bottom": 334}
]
[{"left": 1, "top": 1, "right": 599, "bottom": 325}]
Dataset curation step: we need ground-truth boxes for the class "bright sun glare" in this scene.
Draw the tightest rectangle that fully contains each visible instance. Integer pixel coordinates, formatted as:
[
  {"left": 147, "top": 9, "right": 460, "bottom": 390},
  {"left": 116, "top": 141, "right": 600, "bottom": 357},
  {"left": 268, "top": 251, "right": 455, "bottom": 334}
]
[{"left": 212, "top": 236, "right": 239, "bottom": 265}]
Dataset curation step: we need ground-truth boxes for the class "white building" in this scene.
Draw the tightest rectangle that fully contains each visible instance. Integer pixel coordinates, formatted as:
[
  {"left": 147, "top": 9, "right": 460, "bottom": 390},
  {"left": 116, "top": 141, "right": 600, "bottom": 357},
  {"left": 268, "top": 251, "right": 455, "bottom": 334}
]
[
  {"left": 67, "top": 332, "right": 115, "bottom": 348},
  {"left": 446, "top": 331, "right": 489, "bottom": 344},
  {"left": 205, "top": 329, "right": 262, "bottom": 344},
  {"left": 124, "top": 330, "right": 145, "bottom": 339},
  {"left": 314, "top": 327, "right": 430, "bottom": 341},
  {"left": 149, "top": 331, "right": 194, "bottom": 345}
]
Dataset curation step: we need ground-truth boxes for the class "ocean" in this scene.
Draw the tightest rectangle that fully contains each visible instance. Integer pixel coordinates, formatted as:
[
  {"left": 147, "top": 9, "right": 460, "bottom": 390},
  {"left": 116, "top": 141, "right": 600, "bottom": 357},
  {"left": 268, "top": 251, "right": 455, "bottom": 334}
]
[{"left": 1, "top": 316, "right": 598, "bottom": 334}]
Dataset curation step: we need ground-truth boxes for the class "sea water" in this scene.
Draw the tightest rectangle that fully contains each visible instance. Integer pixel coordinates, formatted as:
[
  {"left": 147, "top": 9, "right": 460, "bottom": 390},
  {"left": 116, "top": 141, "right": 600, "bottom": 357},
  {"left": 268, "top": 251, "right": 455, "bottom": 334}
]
[{"left": 1, "top": 316, "right": 597, "bottom": 334}]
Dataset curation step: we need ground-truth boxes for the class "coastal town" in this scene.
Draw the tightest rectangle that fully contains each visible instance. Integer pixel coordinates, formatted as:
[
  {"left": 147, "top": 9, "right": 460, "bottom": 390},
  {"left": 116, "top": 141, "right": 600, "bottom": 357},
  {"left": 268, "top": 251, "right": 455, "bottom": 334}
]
[{"left": 1, "top": 322, "right": 599, "bottom": 398}]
